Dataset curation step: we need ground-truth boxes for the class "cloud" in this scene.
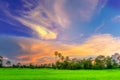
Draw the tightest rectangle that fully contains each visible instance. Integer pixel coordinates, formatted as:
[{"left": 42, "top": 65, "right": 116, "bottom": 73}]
[
  {"left": 97, "top": 0, "right": 108, "bottom": 12},
  {"left": 112, "top": 15, "right": 120, "bottom": 22},
  {"left": 1, "top": 34, "right": 120, "bottom": 64},
  {"left": 17, "top": 18, "right": 57, "bottom": 40},
  {"left": 79, "top": 34, "right": 84, "bottom": 37},
  {"left": 55, "top": 0, "right": 107, "bottom": 24},
  {"left": 78, "top": 34, "right": 120, "bottom": 55},
  {"left": 15, "top": 0, "right": 60, "bottom": 40},
  {"left": 0, "top": 0, "right": 108, "bottom": 41},
  {"left": 78, "top": 0, "right": 107, "bottom": 22},
  {"left": 0, "top": 0, "right": 70, "bottom": 40},
  {"left": 79, "top": 0, "right": 99, "bottom": 21},
  {"left": 0, "top": 35, "right": 70, "bottom": 64},
  {"left": 94, "top": 22, "right": 105, "bottom": 33},
  {"left": 54, "top": 0, "right": 70, "bottom": 28}
]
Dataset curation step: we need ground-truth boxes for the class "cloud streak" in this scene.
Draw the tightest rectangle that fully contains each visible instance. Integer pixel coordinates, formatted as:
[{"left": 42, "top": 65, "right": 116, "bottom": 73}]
[
  {"left": 15, "top": 0, "right": 70, "bottom": 40},
  {"left": 54, "top": 0, "right": 70, "bottom": 28},
  {"left": 94, "top": 22, "right": 105, "bottom": 33}
]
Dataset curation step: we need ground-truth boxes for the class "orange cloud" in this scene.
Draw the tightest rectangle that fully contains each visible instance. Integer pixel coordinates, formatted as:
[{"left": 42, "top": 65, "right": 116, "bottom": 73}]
[{"left": 16, "top": 34, "right": 120, "bottom": 64}]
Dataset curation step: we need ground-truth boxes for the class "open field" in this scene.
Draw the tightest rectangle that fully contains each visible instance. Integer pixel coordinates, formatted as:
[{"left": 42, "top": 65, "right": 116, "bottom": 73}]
[{"left": 0, "top": 68, "right": 120, "bottom": 80}]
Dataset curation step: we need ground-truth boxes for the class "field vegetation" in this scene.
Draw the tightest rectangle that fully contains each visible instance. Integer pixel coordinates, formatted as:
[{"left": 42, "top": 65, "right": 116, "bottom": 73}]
[{"left": 0, "top": 68, "right": 120, "bottom": 80}]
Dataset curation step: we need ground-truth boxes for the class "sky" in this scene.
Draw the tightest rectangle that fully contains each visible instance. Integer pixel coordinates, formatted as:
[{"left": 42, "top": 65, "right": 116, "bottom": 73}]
[{"left": 1, "top": 0, "right": 120, "bottom": 64}]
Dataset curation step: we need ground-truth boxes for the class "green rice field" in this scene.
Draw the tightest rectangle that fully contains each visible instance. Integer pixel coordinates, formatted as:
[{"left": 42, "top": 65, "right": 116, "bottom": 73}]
[{"left": 0, "top": 68, "right": 120, "bottom": 80}]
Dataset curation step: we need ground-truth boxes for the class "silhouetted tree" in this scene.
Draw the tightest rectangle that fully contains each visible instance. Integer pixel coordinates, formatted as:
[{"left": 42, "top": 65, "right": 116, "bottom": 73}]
[
  {"left": 95, "top": 55, "right": 106, "bottom": 69},
  {"left": 62, "top": 56, "right": 70, "bottom": 69},
  {"left": 61, "top": 56, "right": 64, "bottom": 61},
  {"left": 105, "top": 56, "right": 113, "bottom": 69},
  {"left": 29, "top": 63, "right": 34, "bottom": 69},
  {"left": 0, "top": 52, "right": 120, "bottom": 69},
  {"left": 17, "top": 62, "right": 21, "bottom": 68},
  {"left": 54, "top": 51, "right": 59, "bottom": 63},
  {"left": 0, "top": 56, "right": 3, "bottom": 67},
  {"left": 6, "top": 60, "right": 11, "bottom": 67},
  {"left": 84, "top": 58, "right": 93, "bottom": 69},
  {"left": 112, "top": 60, "right": 119, "bottom": 68}
]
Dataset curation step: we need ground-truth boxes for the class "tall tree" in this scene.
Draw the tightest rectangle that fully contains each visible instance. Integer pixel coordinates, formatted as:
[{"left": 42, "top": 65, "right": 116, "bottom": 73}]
[
  {"left": 58, "top": 53, "right": 62, "bottom": 58},
  {"left": 61, "top": 56, "right": 64, "bottom": 61},
  {"left": 54, "top": 51, "right": 58, "bottom": 63}
]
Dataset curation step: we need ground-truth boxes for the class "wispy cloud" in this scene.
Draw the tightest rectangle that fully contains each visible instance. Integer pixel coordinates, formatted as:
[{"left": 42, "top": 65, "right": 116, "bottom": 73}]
[
  {"left": 79, "top": 0, "right": 99, "bottom": 22},
  {"left": 79, "top": 0, "right": 107, "bottom": 22},
  {"left": 15, "top": 0, "right": 60, "bottom": 39},
  {"left": 94, "top": 22, "right": 105, "bottom": 33},
  {"left": 112, "top": 15, "right": 120, "bottom": 22},
  {"left": 54, "top": 0, "right": 70, "bottom": 28},
  {"left": 0, "top": 0, "right": 108, "bottom": 40},
  {"left": 0, "top": 0, "right": 70, "bottom": 40}
]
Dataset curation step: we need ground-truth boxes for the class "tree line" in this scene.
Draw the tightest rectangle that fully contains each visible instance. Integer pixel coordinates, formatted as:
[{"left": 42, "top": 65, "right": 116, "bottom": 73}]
[
  {"left": 0, "top": 51, "right": 119, "bottom": 69},
  {"left": 53, "top": 51, "right": 118, "bottom": 70}
]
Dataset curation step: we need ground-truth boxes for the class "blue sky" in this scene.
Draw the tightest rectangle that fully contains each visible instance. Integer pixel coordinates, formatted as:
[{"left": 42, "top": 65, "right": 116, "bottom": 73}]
[
  {"left": 0, "top": 0, "right": 119, "bottom": 39},
  {"left": 1, "top": 0, "right": 120, "bottom": 64}
]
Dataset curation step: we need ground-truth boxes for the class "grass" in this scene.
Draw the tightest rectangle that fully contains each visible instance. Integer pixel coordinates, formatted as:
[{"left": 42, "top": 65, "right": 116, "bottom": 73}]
[{"left": 0, "top": 68, "right": 120, "bottom": 80}]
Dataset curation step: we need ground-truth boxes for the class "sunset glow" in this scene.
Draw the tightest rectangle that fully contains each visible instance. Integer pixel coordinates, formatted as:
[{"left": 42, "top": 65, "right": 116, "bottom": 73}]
[{"left": 0, "top": 0, "right": 120, "bottom": 64}]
